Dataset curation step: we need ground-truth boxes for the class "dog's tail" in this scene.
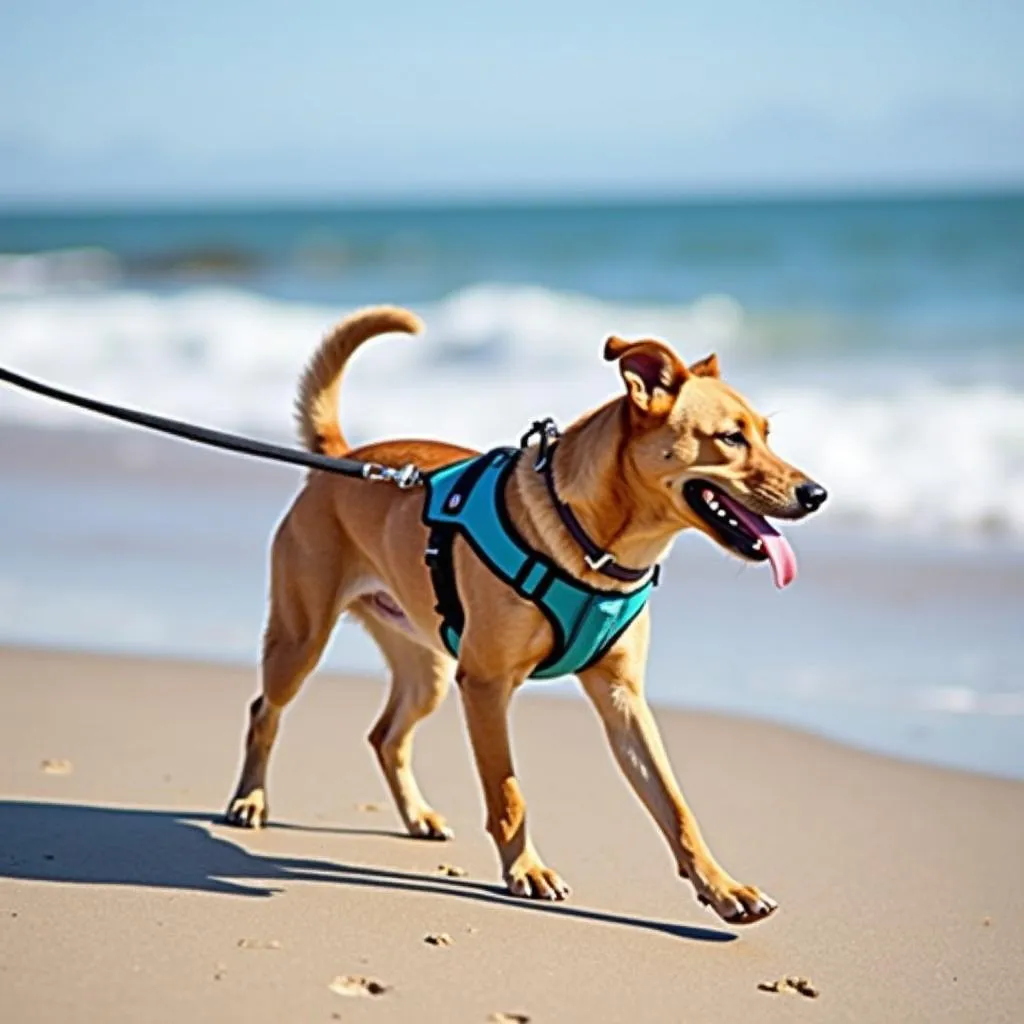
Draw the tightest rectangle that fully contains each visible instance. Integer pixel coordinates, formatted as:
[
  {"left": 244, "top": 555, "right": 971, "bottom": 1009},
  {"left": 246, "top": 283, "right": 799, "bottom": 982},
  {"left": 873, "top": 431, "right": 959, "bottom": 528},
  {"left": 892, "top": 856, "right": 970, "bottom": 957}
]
[{"left": 295, "top": 305, "right": 423, "bottom": 456}]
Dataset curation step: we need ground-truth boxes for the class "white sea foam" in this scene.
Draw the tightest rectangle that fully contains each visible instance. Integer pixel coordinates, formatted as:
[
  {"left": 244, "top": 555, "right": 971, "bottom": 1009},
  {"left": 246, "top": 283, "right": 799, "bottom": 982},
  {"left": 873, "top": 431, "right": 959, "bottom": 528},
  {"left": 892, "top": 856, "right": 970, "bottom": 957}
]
[
  {"left": 0, "top": 248, "right": 120, "bottom": 295},
  {"left": 2, "top": 283, "right": 1023, "bottom": 539}
]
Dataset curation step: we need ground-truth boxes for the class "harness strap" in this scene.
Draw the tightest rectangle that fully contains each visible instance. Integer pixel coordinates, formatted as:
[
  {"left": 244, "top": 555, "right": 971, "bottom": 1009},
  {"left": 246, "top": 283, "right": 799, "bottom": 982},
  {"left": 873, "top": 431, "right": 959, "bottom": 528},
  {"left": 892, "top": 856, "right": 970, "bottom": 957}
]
[
  {"left": 512, "top": 558, "right": 555, "bottom": 599},
  {"left": 540, "top": 442, "right": 653, "bottom": 584},
  {"left": 425, "top": 523, "right": 463, "bottom": 650}
]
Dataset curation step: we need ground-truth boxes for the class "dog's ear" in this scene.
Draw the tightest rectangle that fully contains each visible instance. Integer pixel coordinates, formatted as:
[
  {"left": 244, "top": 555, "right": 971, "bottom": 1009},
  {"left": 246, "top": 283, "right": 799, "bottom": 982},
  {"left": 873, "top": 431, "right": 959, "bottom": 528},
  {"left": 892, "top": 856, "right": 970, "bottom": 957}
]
[
  {"left": 604, "top": 336, "right": 689, "bottom": 417},
  {"left": 689, "top": 353, "right": 720, "bottom": 378}
]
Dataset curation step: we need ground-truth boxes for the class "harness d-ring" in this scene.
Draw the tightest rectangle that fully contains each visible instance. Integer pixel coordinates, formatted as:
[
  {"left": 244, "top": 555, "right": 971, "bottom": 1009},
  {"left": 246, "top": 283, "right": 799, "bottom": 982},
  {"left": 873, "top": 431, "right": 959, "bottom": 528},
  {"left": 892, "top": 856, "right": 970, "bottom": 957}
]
[{"left": 519, "top": 417, "right": 561, "bottom": 470}]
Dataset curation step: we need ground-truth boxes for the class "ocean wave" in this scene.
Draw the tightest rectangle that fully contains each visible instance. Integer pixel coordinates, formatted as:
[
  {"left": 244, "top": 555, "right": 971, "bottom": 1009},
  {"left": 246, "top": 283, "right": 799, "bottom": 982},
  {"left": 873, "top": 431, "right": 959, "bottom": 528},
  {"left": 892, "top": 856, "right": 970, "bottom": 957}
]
[
  {"left": 0, "top": 248, "right": 120, "bottom": 295},
  {"left": 1, "top": 283, "right": 1023, "bottom": 539}
]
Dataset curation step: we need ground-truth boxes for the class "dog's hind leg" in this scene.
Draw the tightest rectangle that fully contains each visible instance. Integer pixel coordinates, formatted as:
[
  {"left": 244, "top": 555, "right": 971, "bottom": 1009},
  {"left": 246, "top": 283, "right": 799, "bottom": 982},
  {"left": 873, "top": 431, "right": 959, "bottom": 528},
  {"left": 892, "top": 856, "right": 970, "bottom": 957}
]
[
  {"left": 357, "top": 608, "right": 454, "bottom": 840},
  {"left": 225, "top": 503, "right": 348, "bottom": 829}
]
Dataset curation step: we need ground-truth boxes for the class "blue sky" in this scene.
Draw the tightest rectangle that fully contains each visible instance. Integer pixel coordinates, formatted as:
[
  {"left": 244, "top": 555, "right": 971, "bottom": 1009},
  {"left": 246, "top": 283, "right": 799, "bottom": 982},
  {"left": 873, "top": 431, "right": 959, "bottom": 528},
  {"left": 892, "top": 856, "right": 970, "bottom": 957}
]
[{"left": 1, "top": 0, "right": 1022, "bottom": 204}]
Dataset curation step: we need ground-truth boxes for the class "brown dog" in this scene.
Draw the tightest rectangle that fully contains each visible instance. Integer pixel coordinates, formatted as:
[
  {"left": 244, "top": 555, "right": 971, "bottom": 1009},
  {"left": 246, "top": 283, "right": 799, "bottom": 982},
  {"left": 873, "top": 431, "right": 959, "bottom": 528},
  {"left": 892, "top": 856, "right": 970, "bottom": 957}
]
[{"left": 225, "top": 305, "right": 826, "bottom": 926}]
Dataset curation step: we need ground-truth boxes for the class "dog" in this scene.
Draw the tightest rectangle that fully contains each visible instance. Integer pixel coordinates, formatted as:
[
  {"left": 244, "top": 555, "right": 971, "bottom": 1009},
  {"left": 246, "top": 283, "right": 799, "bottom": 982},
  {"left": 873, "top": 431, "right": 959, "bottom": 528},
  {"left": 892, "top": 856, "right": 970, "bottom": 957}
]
[{"left": 225, "top": 305, "right": 827, "bottom": 926}]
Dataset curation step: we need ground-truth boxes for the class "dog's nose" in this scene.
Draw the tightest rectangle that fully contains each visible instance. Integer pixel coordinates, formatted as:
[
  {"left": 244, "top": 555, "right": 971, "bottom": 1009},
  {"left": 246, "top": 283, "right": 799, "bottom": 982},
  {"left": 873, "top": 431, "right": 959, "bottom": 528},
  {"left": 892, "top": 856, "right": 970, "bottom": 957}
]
[{"left": 795, "top": 481, "right": 828, "bottom": 513}]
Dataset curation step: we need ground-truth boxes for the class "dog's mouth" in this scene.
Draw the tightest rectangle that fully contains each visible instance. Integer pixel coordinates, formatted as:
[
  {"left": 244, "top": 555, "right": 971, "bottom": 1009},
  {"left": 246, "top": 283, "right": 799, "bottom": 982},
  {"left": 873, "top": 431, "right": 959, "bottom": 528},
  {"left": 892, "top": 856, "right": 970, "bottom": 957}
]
[{"left": 682, "top": 479, "right": 798, "bottom": 589}]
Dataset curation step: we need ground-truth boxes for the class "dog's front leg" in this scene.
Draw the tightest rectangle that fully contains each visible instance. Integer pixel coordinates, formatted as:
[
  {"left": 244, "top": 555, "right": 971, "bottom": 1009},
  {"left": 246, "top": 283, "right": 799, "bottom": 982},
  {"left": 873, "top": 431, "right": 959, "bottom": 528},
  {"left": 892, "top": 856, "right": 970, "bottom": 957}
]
[
  {"left": 578, "top": 663, "right": 777, "bottom": 926},
  {"left": 456, "top": 670, "right": 571, "bottom": 901}
]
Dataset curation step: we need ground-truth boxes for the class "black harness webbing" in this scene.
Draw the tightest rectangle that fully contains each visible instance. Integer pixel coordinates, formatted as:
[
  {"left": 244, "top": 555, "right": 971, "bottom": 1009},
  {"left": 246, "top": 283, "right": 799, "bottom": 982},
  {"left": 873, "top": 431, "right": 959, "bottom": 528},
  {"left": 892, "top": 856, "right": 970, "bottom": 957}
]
[
  {"left": 424, "top": 450, "right": 499, "bottom": 635},
  {"left": 426, "top": 522, "right": 464, "bottom": 636}
]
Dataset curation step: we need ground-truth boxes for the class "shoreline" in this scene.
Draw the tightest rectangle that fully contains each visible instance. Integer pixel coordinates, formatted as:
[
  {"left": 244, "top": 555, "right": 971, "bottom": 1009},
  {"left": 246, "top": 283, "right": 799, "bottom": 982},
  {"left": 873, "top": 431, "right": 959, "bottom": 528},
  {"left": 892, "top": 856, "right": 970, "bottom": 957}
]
[
  {"left": 4, "top": 639, "right": 1022, "bottom": 786},
  {"left": 3, "top": 644, "right": 1023, "bottom": 1022}
]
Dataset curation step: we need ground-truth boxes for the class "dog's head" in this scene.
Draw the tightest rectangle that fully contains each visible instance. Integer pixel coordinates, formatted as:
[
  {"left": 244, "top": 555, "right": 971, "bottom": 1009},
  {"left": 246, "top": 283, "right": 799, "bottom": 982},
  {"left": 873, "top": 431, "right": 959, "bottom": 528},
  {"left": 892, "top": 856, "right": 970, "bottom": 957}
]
[{"left": 604, "top": 335, "right": 826, "bottom": 588}]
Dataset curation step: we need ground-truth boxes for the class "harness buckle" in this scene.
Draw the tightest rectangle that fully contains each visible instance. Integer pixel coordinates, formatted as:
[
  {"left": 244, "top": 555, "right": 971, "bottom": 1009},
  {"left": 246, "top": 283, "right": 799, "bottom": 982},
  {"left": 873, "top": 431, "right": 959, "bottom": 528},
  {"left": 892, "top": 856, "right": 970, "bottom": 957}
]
[{"left": 584, "top": 551, "right": 613, "bottom": 571}]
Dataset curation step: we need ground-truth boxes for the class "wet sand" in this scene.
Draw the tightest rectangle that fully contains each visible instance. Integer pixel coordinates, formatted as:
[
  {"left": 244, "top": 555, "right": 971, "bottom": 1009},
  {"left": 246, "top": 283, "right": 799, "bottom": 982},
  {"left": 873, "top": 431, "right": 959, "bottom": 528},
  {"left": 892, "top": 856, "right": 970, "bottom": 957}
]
[{"left": 2, "top": 645, "right": 1022, "bottom": 1023}]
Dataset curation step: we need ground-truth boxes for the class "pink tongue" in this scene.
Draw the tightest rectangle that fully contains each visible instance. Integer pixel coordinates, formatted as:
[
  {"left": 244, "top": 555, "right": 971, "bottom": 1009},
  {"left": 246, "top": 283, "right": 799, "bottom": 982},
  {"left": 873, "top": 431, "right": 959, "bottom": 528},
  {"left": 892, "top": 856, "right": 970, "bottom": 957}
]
[{"left": 715, "top": 491, "right": 798, "bottom": 589}]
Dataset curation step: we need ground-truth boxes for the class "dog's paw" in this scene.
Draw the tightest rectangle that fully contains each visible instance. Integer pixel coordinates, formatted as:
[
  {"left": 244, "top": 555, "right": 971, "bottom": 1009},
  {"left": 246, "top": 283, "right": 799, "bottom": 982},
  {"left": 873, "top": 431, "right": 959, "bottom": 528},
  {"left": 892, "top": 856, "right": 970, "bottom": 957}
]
[
  {"left": 406, "top": 810, "right": 454, "bottom": 841},
  {"left": 691, "top": 872, "right": 777, "bottom": 925},
  {"left": 504, "top": 858, "right": 571, "bottom": 901},
  {"left": 225, "top": 790, "right": 268, "bottom": 829}
]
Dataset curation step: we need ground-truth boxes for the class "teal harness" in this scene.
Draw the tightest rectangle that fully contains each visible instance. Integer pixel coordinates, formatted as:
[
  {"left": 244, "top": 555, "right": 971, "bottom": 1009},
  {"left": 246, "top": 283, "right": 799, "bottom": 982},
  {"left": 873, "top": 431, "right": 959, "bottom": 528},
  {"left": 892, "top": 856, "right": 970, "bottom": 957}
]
[{"left": 422, "top": 446, "right": 657, "bottom": 679}]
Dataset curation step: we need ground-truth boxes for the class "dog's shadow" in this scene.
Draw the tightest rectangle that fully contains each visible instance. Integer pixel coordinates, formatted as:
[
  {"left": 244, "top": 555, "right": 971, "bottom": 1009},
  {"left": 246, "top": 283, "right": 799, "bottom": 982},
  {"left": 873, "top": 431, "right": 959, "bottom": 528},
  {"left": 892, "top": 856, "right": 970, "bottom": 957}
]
[{"left": 0, "top": 800, "right": 735, "bottom": 944}]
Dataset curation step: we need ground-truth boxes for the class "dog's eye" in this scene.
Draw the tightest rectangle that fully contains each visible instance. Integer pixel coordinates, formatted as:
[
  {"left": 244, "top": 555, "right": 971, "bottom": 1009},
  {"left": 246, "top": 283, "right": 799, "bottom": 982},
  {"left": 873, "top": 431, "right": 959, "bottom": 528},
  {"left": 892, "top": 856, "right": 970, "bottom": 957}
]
[{"left": 718, "top": 430, "right": 747, "bottom": 447}]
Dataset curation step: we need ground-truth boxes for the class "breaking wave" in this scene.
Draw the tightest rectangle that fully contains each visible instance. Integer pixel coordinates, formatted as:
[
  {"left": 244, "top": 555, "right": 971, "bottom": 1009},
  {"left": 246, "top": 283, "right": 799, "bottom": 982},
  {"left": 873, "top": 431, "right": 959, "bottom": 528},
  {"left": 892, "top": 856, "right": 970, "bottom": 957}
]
[{"left": 1, "top": 282, "right": 1023, "bottom": 539}]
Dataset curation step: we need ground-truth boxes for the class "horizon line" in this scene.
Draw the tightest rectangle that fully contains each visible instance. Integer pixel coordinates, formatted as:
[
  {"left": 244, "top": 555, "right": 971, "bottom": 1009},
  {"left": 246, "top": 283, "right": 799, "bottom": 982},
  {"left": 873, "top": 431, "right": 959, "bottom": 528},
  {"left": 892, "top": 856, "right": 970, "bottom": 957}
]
[{"left": 1, "top": 180, "right": 1022, "bottom": 218}]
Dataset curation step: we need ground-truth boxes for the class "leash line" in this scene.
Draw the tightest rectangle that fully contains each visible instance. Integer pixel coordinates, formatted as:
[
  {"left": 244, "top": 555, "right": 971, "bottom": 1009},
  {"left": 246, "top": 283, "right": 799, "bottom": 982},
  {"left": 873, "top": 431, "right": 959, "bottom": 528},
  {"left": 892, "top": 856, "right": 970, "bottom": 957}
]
[{"left": 0, "top": 365, "right": 423, "bottom": 487}]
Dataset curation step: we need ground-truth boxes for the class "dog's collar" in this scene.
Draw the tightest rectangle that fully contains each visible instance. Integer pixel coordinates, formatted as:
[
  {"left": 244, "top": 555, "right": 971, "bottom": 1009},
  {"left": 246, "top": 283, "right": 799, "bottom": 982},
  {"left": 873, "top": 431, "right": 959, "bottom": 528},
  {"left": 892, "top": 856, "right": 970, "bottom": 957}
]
[{"left": 521, "top": 418, "right": 654, "bottom": 585}]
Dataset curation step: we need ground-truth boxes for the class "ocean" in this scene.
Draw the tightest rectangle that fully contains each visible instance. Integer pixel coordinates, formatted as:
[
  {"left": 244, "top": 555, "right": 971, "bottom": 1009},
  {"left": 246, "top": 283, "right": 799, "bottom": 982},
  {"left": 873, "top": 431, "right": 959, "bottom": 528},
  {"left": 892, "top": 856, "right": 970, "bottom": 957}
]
[{"left": 1, "top": 192, "right": 1023, "bottom": 777}]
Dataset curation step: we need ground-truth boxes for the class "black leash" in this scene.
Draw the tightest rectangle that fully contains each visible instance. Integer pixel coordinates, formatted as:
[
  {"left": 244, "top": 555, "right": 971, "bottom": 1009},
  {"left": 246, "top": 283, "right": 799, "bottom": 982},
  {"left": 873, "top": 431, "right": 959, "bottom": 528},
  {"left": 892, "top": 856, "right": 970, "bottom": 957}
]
[
  {"left": 3, "top": 368, "right": 657, "bottom": 590},
  {"left": 0, "top": 365, "right": 423, "bottom": 488}
]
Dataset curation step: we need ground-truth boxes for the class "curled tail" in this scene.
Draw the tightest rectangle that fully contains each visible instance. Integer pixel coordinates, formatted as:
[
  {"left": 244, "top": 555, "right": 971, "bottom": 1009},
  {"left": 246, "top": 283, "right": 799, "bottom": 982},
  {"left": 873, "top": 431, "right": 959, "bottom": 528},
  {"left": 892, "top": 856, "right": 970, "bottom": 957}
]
[{"left": 295, "top": 305, "right": 423, "bottom": 456}]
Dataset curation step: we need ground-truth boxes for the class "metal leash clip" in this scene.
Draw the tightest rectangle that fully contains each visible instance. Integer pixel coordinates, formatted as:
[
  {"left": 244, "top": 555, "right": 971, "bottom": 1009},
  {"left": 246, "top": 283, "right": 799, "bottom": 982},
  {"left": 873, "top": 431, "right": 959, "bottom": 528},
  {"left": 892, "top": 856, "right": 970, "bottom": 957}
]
[{"left": 361, "top": 462, "right": 423, "bottom": 488}]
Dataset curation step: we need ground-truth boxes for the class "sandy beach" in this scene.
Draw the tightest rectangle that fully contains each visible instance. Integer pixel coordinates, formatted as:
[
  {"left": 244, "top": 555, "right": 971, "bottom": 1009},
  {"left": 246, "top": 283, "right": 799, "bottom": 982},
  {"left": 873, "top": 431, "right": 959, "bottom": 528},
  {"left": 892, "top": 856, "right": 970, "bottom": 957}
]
[{"left": 2, "top": 645, "right": 1022, "bottom": 1023}]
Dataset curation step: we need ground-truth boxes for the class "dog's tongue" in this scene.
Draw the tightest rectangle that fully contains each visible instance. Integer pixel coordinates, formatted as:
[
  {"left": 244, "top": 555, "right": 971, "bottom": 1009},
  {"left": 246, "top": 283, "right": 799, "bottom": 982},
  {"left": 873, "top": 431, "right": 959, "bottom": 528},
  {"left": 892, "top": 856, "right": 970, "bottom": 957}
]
[{"left": 716, "top": 492, "right": 798, "bottom": 589}]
